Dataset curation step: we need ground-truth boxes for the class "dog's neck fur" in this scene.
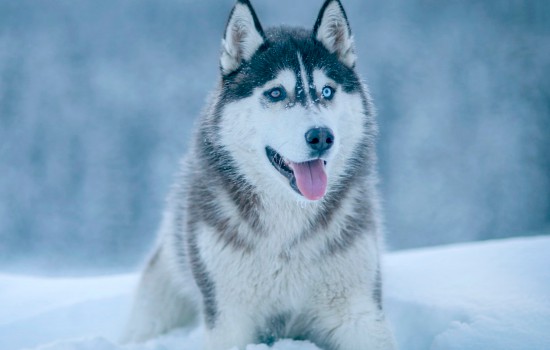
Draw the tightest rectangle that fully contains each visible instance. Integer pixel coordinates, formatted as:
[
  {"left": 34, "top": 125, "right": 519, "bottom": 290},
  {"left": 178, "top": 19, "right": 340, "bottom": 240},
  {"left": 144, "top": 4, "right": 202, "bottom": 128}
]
[{"left": 185, "top": 124, "right": 373, "bottom": 259}]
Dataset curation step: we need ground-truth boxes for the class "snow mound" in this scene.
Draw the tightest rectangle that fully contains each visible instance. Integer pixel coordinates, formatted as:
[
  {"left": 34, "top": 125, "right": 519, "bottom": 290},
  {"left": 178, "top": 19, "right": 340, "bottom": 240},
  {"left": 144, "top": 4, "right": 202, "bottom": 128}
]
[
  {"left": 1, "top": 236, "right": 549, "bottom": 350},
  {"left": 385, "top": 235, "right": 550, "bottom": 350}
]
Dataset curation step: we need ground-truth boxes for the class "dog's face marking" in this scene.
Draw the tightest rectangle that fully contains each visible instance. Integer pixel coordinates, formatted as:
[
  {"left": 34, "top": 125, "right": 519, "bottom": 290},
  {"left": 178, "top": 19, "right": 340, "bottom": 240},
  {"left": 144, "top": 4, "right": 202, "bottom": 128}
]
[
  {"left": 296, "top": 53, "right": 311, "bottom": 107},
  {"left": 217, "top": 0, "right": 367, "bottom": 202}
]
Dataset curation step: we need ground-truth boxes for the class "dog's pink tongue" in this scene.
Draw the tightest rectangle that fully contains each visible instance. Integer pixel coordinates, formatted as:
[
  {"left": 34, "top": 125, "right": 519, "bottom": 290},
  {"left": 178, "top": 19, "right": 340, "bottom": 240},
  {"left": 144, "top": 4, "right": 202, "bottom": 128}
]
[{"left": 290, "top": 159, "right": 327, "bottom": 200}]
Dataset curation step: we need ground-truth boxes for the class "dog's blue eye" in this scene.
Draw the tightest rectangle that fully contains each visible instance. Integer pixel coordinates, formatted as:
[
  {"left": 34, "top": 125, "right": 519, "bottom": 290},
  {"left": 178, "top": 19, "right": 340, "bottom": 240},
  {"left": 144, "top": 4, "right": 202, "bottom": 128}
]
[
  {"left": 265, "top": 87, "right": 286, "bottom": 102},
  {"left": 322, "top": 86, "right": 334, "bottom": 100}
]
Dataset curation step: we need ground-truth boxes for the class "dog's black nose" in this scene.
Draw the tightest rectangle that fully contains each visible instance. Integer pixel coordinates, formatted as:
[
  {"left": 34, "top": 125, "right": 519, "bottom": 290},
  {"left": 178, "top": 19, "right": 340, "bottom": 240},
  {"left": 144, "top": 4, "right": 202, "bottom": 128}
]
[{"left": 305, "top": 127, "right": 334, "bottom": 153}]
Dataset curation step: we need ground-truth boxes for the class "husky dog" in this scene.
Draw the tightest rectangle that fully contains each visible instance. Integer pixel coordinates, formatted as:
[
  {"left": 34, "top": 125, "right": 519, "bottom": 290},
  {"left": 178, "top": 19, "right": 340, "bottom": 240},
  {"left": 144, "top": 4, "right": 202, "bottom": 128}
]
[{"left": 123, "top": 0, "right": 396, "bottom": 349}]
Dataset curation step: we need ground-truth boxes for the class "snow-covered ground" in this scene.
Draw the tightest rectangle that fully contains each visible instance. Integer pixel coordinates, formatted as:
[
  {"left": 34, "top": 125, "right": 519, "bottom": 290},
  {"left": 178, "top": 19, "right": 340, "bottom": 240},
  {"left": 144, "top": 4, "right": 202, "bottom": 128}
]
[{"left": 1, "top": 236, "right": 549, "bottom": 350}]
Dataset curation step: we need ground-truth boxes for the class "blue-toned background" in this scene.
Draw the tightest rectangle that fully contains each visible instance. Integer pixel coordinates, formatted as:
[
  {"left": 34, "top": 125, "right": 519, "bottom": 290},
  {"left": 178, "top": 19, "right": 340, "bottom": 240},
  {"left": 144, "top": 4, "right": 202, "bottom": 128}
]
[{"left": 1, "top": 0, "right": 549, "bottom": 274}]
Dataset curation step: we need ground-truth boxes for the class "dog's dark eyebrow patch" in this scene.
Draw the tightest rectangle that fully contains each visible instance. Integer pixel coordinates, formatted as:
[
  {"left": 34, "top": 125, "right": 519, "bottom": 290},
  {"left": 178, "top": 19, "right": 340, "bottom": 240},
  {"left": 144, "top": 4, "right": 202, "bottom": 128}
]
[{"left": 220, "top": 26, "right": 362, "bottom": 104}]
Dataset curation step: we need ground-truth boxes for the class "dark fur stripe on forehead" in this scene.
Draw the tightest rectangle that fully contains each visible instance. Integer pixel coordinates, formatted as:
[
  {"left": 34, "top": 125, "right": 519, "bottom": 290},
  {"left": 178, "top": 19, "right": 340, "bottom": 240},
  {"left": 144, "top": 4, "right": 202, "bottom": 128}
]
[{"left": 220, "top": 26, "right": 362, "bottom": 102}]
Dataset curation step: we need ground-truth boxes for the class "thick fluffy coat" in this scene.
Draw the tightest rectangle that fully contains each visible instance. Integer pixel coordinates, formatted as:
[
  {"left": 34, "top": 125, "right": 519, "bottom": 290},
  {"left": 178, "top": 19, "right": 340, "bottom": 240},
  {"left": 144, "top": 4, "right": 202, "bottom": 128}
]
[{"left": 123, "top": 1, "right": 396, "bottom": 349}]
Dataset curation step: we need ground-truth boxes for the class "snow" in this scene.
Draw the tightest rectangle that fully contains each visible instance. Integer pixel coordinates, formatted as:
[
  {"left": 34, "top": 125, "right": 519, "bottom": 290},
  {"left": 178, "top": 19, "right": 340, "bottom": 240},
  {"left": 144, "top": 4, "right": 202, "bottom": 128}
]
[
  {"left": 385, "top": 236, "right": 550, "bottom": 350},
  {"left": 1, "top": 236, "right": 549, "bottom": 350}
]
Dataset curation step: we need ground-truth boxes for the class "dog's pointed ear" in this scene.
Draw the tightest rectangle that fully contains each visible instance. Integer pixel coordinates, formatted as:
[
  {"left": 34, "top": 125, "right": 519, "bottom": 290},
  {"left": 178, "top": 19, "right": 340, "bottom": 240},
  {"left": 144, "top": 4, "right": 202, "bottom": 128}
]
[
  {"left": 220, "top": 0, "right": 266, "bottom": 75},
  {"left": 313, "top": 0, "right": 356, "bottom": 68}
]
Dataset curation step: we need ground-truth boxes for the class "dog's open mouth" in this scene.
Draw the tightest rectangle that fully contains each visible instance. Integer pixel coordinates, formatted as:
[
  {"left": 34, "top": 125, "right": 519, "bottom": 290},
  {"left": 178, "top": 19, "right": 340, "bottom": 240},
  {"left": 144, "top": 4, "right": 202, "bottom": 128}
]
[{"left": 265, "top": 146, "right": 328, "bottom": 200}]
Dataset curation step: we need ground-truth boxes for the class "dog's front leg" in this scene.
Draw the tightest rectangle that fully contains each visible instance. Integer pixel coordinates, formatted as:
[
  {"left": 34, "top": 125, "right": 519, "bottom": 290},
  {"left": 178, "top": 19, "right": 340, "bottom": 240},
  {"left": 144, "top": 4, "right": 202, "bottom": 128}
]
[
  {"left": 328, "top": 313, "right": 397, "bottom": 350},
  {"left": 203, "top": 307, "right": 256, "bottom": 350},
  {"left": 313, "top": 292, "right": 397, "bottom": 350}
]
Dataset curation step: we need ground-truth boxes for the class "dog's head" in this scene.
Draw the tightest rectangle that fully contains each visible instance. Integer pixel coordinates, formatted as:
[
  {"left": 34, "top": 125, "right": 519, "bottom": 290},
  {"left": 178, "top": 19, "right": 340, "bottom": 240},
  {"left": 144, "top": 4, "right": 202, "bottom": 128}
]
[{"left": 215, "top": 0, "right": 373, "bottom": 202}]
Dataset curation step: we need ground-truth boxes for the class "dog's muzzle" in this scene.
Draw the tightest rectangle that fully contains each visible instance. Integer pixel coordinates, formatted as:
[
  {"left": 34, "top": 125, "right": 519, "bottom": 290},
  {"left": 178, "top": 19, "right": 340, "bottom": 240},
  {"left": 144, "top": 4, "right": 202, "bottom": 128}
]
[{"left": 265, "top": 146, "right": 328, "bottom": 200}]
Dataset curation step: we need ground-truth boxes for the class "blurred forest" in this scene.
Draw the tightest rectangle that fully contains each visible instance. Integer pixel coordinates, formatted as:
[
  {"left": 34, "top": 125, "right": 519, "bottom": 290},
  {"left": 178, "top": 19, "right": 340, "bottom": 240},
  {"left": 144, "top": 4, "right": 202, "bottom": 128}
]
[{"left": 0, "top": 0, "right": 549, "bottom": 274}]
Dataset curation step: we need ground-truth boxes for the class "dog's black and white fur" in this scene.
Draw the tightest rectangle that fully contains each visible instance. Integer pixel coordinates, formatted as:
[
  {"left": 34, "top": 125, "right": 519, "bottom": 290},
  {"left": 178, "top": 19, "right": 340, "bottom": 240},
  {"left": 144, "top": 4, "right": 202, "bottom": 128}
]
[{"left": 123, "top": 1, "right": 396, "bottom": 349}]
